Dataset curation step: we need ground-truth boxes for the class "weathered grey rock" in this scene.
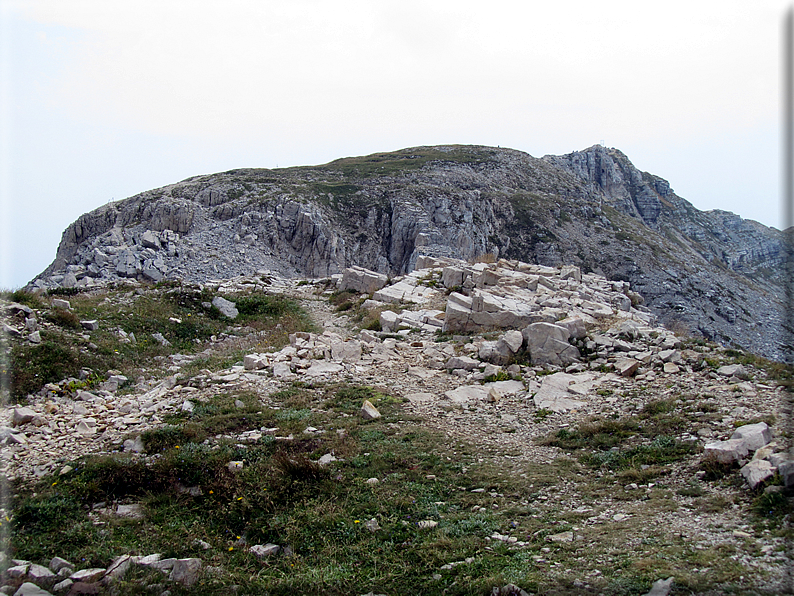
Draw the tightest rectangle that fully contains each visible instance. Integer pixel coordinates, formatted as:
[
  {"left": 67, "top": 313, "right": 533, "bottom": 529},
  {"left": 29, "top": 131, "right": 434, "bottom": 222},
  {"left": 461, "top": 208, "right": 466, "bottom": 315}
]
[
  {"left": 7, "top": 564, "right": 29, "bottom": 578},
  {"left": 243, "top": 354, "right": 267, "bottom": 370},
  {"left": 305, "top": 361, "right": 344, "bottom": 377},
  {"left": 485, "top": 380, "right": 525, "bottom": 396},
  {"left": 152, "top": 332, "right": 171, "bottom": 346},
  {"left": 27, "top": 564, "right": 57, "bottom": 583},
  {"left": 657, "top": 349, "right": 681, "bottom": 363},
  {"left": 643, "top": 577, "right": 674, "bottom": 596},
  {"left": 317, "top": 453, "right": 338, "bottom": 465},
  {"left": 6, "top": 431, "right": 28, "bottom": 445},
  {"left": 716, "top": 364, "right": 749, "bottom": 379},
  {"left": 491, "top": 585, "right": 530, "bottom": 596},
  {"left": 379, "top": 310, "right": 400, "bottom": 332},
  {"left": 28, "top": 330, "right": 42, "bottom": 344},
  {"left": 51, "top": 579, "right": 72, "bottom": 593},
  {"left": 445, "top": 356, "right": 481, "bottom": 371},
  {"left": 123, "top": 435, "right": 145, "bottom": 453},
  {"left": 2, "top": 321, "right": 21, "bottom": 337},
  {"left": 80, "top": 320, "right": 99, "bottom": 331},
  {"left": 250, "top": 544, "right": 280, "bottom": 558},
  {"left": 444, "top": 385, "right": 489, "bottom": 403},
  {"left": 479, "top": 341, "right": 512, "bottom": 365},
  {"left": 546, "top": 530, "right": 574, "bottom": 543},
  {"left": 169, "top": 558, "right": 201, "bottom": 586},
  {"left": 532, "top": 374, "right": 587, "bottom": 413},
  {"left": 557, "top": 317, "right": 587, "bottom": 340},
  {"left": 340, "top": 266, "right": 388, "bottom": 294},
  {"left": 441, "top": 266, "right": 465, "bottom": 288},
  {"left": 778, "top": 460, "right": 794, "bottom": 488},
  {"left": 68, "top": 569, "right": 105, "bottom": 582},
  {"left": 12, "top": 583, "right": 53, "bottom": 596},
  {"left": 104, "top": 554, "right": 133, "bottom": 580},
  {"left": 663, "top": 362, "right": 680, "bottom": 374},
  {"left": 523, "top": 322, "right": 580, "bottom": 366},
  {"left": 559, "top": 265, "right": 581, "bottom": 282},
  {"left": 149, "top": 558, "right": 176, "bottom": 571},
  {"left": 373, "top": 278, "right": 437, "bottom": 304},
  {"left": 361, "top": 400, "right": 381, "bottom": 420},
  {"left": 615, "top": 357, "right": 639, "bottom": 377},
  {"left": 740, "top": 459, "right": 775, "bottom": 489},
  {"left": 7, "top": 301, "right": 33, "bottom": 315},
  {"left": 703, "top": 439, "right": 749, "bottom": 464},
  {"left": 135, "top": 554, "right": 162, "bottom": 567},
  {"left": 331, "top": 340, "right": 362, "bottom": 363},
  {"left": 49, "top": 558, "right": 74, "bottom": 574},
  {"left": 75, "top": 419, "right": 97, "bottom": 436},
  {"left": 12, "top": 407, "right": 36, "bottom": 427},
  {"left": 730, "top": 423, "right": 772, "bottom": 452},
  {"left": 140, "top": 230, "right": 161, "bottom": 249},
  {"left": 51, "top": 298, "right": 71, "bottom": 310},
  {"left": 272, "top": 362, "right": 297, "bottom": 380},
  {"left": 502, "top": 330, "right": 524, "bottom": 353},
  {"left": 102, "top": 374, "right": 128, "bottom": 392},
  {"left": 212, "top": 296, "right": 238, "bottom": 319},
  {"left": 116, "top": 503, "right": 144, "bottom": 518}
]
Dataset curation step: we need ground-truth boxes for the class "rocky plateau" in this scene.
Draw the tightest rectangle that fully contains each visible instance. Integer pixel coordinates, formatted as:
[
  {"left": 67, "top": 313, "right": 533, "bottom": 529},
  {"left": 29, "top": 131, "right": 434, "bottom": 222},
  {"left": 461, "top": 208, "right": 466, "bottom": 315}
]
[{"left": 28, "top": 144, "right": 791, "bottom": 362}]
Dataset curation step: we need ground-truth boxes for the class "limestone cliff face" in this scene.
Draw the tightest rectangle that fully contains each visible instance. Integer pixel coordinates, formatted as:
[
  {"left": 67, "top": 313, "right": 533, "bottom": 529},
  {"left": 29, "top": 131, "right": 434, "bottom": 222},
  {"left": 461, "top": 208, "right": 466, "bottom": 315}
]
[{"left": 33, "top": 145, "right": 788, "bottom": 361}]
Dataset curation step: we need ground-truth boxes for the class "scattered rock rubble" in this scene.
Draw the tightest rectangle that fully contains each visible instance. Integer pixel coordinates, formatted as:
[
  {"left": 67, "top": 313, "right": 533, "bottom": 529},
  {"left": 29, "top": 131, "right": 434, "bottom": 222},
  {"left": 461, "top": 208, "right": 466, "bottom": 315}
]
[
  {"left": 1, "top": 553, "right": 202, "bottom": 595},
  {"left": 3, "top": 257, "right": 793, "bottom": 593}
]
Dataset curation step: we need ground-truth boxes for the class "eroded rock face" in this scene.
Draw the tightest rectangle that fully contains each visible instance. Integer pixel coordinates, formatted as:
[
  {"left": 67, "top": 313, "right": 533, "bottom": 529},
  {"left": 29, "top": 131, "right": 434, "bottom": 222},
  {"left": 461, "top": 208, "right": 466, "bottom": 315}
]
[{"left": 30, "top": 145, "right": 787, "bottom": 360}]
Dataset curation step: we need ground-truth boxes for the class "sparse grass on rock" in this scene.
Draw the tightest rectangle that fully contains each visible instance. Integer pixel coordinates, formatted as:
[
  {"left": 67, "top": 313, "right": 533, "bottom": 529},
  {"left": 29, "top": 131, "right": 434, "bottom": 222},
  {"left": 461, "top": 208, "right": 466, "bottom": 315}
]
[{"left": 5, "top": 283, "right": 314, "bottom": 401}]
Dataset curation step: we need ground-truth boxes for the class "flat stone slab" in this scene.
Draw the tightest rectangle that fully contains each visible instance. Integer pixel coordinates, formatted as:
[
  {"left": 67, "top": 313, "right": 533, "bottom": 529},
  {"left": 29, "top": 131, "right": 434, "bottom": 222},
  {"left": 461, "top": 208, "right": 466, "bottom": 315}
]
[
  {"left": 444, "top": 385, "right": 489, "bottom": 403},
  {"left": 532, "top": 372, "right": 602, "bottom": 412},
  {"left": 304, "top": 361, "right": 344, "bottom": 377},
  {"left": 484, "top": 380, "right": 526, "bottom": 396},
  {"left": 405, "top": 392, "right": 436, "bottom": 403},
  {"left": 69, "top": 568, "right": 105, "bottom": 582}
]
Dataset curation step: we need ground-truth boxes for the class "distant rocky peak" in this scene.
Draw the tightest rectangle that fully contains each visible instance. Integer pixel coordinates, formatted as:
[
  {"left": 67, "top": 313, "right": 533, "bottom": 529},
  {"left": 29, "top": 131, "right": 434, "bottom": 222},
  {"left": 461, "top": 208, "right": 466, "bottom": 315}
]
[{"left": 543, "top": 145, "right": 671, "bottom": 227}]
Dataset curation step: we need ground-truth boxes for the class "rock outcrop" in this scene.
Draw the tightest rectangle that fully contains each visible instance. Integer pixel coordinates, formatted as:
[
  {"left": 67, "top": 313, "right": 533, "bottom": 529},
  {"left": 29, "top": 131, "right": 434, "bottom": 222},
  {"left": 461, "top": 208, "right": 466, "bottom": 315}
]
[{"left": 28, "top": 145, "right": 788, "bottom": 361}]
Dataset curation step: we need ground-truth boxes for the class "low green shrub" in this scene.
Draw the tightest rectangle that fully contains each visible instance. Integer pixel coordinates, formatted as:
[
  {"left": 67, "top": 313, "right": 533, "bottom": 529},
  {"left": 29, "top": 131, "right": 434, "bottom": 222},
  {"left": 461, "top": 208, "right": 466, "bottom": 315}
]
[{"left": 11, "top": 340, "right": 80, "bottom": 399}]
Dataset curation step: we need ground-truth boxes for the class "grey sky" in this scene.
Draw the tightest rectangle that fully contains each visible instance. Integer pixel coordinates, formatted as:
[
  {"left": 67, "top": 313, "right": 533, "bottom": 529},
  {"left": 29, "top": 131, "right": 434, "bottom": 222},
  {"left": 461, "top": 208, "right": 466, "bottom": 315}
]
[{"left": 0, "top": 0, "right": 786, "bottom": 288}]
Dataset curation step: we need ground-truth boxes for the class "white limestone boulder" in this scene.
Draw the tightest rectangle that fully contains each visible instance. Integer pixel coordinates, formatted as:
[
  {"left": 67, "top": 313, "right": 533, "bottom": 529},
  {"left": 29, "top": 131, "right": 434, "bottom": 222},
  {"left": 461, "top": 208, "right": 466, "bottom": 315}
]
[
  {"left": 730, "top": 422, "right": 772, "bottom": 452},
  {"left": 522, "top": 322, "right": 580, "bottom": 366},
  {"left": 340, "top": 266, "right": 388, "bottom": 294},
  {"left": 703, "top": 438, "right": 749, "bottom": 464},
  {"left": 740, "top": 459, "right": 775, "bottom": 489}
]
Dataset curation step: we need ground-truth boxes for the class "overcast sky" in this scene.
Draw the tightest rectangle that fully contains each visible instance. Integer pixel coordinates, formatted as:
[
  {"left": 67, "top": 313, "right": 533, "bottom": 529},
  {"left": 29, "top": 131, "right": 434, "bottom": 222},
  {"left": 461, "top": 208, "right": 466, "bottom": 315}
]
[{"left": 0, "top": 1, "right": 788, "bottom": 288}]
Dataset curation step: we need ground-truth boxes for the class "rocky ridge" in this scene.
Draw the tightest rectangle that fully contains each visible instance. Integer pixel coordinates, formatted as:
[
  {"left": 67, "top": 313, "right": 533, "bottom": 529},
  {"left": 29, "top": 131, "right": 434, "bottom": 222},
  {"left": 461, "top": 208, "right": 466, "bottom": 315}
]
[
  {"left": 28, "top": 145, "right": 788, "bottom": 361},
  {"left": 3, "top": 259, "right": 793, "bottom": 594}
]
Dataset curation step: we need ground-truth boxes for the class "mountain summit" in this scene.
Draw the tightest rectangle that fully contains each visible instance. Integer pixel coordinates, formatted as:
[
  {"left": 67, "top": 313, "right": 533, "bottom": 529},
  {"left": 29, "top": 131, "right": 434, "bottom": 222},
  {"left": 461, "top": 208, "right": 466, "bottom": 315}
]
[{"left": 31, "top": 145, "right": 787, "bottom": 360}]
